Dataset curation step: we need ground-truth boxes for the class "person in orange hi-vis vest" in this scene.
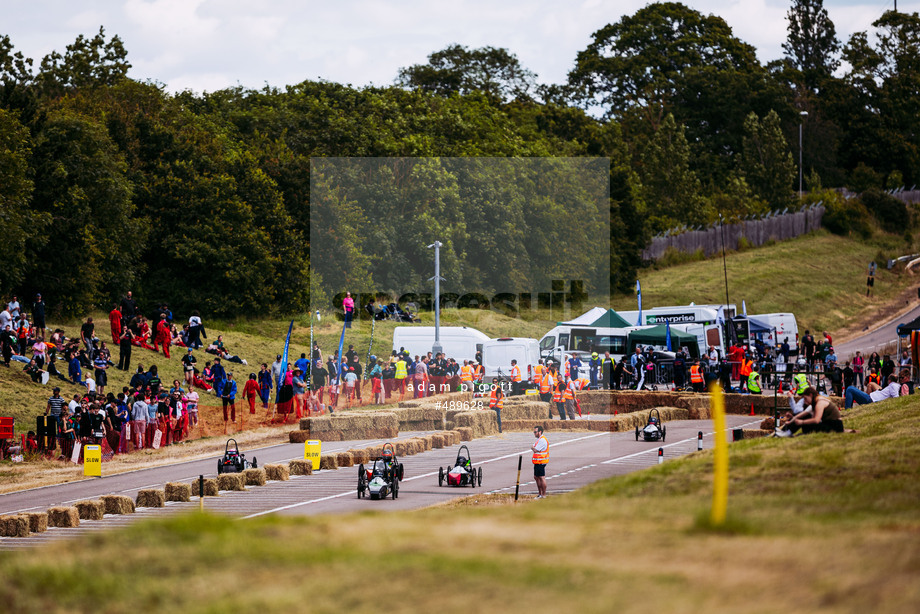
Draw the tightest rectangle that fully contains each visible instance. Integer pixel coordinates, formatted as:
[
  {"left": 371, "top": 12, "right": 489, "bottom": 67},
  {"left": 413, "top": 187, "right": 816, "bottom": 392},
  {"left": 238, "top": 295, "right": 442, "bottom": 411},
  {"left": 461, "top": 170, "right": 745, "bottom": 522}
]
[
  {"left": 552, "top": 380, "right": 567, "bottom": 420},
  {"left": 488, "top": 378, "right": 504, "bottom": 433},
  {"left": 459, "top": 360, "right": 474, "bottom": 392},
  {"left": 531, "top": 425, "right": 549, "bottom": 498}
]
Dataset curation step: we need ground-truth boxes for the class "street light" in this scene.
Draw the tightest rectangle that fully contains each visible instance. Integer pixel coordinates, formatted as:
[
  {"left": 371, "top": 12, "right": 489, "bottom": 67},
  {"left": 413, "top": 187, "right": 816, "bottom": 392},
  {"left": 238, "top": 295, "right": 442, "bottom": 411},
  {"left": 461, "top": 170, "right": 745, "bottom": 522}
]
[
  {"left": 799, "top": 111, "right": 808, "bottom": 199},
  {"left": 427, "top": 241, "right": 444, "bottom": 357}
]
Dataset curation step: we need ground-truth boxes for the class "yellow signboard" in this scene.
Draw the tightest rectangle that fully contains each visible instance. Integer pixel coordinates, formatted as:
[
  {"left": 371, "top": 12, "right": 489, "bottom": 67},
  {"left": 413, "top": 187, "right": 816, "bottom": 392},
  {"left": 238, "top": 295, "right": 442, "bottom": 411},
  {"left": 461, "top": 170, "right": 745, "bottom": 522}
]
[
  {"left": 84, "top": 444, "right": 102, "bottom": 477},
  {"left": 304, "top": 440, "right": 321, "bottom": 465}
]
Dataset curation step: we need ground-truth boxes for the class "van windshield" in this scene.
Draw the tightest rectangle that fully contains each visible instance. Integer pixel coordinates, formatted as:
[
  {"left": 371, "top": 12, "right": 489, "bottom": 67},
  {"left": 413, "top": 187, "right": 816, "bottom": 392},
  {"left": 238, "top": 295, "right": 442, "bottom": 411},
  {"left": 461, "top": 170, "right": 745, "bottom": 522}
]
[{"left": 539, "top": 336, "right": 555, "bottom": 351}]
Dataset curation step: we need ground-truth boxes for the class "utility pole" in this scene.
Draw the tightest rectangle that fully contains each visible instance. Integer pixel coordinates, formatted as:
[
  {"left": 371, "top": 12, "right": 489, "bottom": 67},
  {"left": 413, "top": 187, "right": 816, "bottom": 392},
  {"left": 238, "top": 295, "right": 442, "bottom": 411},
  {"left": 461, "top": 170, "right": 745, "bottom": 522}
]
[
  {"left": 427, "top": 241, "right": 444, "bottom": 357},
  {"left": 799, "top": 111, "right": 808, "bottom": 199}
]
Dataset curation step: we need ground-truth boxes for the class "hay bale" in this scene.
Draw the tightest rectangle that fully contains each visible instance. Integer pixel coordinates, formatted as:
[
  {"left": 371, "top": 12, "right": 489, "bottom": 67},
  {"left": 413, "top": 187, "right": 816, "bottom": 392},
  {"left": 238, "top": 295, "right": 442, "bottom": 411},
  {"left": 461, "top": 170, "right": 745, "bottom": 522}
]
[
  {"left": 760, "top": 417, "right": 776, "bottom": 430},
  {"left": 348, "top": 449, "right": 370, "bottom": 465},
  {"left": 742, "top": 429, "right": 772, "bottom": 439},
  {"left": 413, "top": 437, "right": 430, "bottom": 452},
  {"left": 319, "top": 455, "right": 338, "bottom": 470},
  {"left": 100, "top": 495, "right": 135, "bottom": 515},
  {"left": 0, "top": 515, "right": 30, "bottom": 538},
  {"left": 136, "top": 489, "right": 166, "bottom": 508},
  {"left": 289, "top": 459, "right": 312, "bottom": 476},
  {"left": 335, "top": 452, "right": 354, "bottom": 468},
  {"left": 26, "top": 512, "right": 48, "bottom": 533},
  {"left": 47, "top": 507, "right": 80, "bottom": 528},
  {"left": 75, "top": 500, "right": 105, "bottom": 520},
  {"left": 429, "top": 434, "right": 444, "bottom": 448},
  {"left": 165, "top": 482, "right": 192, "bottom": 502},
  {"left": 217, "top": 473, "right": 246, "bottom": 492},
  {"left": 191, "top": 478, "right": 220, "bottom": 497},
  {"left": 455, "top": 427, "right": 473, "bottom": 441},
  {"left": 243, "top": 468, "right": 267, "bottom": 485},
  {"left": 289, "top": 430, "right": 310, "bottom": 444},
  {"left": 394, "top": 441, "right": 409, "bottom": 456},
  {"left": 264, "top": 464, "right": 289, "bottom": 481}
]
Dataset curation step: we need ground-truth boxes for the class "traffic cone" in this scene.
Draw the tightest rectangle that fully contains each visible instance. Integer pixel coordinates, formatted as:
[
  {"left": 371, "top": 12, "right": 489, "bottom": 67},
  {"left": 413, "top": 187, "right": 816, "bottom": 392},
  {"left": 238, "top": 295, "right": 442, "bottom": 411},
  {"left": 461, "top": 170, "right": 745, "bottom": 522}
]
[{"left": 749, "top": 402, "right": 755, "bottom": 416}]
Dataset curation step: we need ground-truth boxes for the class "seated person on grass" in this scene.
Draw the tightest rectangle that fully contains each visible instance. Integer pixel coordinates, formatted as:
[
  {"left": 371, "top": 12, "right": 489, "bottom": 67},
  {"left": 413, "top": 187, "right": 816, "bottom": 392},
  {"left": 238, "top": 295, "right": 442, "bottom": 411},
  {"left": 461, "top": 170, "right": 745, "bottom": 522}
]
[
  {"left": 844, "top": 374, "right": 900, "bottom": 409},
  {"left": 777, "top": 386, "right": 845, "bottom": 436},
  {"left": 206, "top": 334, "right": 247, "bottom": 364}
]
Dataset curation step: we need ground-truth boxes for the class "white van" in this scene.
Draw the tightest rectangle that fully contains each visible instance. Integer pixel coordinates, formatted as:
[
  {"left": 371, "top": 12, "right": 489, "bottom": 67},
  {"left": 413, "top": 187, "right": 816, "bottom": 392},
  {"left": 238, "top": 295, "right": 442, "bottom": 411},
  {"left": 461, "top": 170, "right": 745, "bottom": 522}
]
[
  {"left": 749, "top": 313, "right": 799, "bottom": 347},
  {"left": 392, "top": 326, "right": 489, "bottom": 363},
  {"left": 481, "top": 338, "right": 541, "bottom": 380},
  {"left": 538, "top": 325, "right": 632, "bottom": 378}
]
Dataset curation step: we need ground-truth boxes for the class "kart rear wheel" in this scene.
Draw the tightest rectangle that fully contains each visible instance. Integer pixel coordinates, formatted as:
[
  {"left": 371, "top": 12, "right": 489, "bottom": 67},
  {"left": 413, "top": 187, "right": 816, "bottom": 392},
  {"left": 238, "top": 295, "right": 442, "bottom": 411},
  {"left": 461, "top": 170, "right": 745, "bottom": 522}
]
[
  {"left": 478, "top": 467, "right": 483, "bottom": 487},
  {"left": 392, "top": 476, "right": 399, "bottom": 499},
  {"left": 635, "top": 426, "right": 639, "bottom": 441},
  {"left": 217, "top": 460, "right": 222, "bottom": 474},
  {"left": 399, "top": 463, "right": 404, "bottom": 481},
  {"left": 661, "top": 425, "right": 666, "bottom": 442},
  {"left": 438, "top": 466, "right": 444, "bottom": 487},
  {"left": 470, "top": 471, "right": 476, "bottom": 488},
  {"left": 357, "top": 464, "right": 367, "bottom": 498},
  {"left": 252, "top": 457, "right": 258, "bottom": 468}
]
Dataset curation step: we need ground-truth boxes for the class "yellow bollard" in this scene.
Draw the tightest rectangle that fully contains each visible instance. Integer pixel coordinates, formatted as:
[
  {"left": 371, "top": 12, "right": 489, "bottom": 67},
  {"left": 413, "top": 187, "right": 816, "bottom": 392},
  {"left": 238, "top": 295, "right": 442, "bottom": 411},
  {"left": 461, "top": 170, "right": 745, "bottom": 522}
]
[{"left": 710, "top": 384, "right": 728, "bottom": 526}]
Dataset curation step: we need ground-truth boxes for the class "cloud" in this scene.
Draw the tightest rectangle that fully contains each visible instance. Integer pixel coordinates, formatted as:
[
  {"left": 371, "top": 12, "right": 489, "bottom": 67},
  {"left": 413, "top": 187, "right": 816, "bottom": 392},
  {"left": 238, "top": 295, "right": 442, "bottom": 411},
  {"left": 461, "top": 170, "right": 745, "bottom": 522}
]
[{"left": 2, "top": 0, "right": 918, "bottom": 94}]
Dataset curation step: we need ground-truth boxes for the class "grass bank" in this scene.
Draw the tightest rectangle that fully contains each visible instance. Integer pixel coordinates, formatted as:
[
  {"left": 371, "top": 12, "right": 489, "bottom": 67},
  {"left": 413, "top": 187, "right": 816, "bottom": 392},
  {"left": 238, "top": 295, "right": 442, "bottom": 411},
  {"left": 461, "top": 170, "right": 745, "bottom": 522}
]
[
  {"left": 616, "top": 230, "right": 918, "bottom": 335},
  {"left": 1, "top": 394, "right": 918, "bottom": 613}
]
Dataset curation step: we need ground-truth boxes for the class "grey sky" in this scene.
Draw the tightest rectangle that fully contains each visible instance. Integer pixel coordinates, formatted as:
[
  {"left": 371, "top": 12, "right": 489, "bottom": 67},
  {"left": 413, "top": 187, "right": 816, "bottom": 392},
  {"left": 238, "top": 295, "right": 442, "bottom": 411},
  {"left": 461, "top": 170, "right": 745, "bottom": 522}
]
[{"left": 3, "top": 1, "right": 915, "bottom": 94}]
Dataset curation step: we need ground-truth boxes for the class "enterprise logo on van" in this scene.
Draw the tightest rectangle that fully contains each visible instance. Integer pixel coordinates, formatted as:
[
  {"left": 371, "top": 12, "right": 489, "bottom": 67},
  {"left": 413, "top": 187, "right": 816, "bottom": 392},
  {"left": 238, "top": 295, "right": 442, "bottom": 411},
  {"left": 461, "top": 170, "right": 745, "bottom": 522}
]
[{"left": 646, "top": 314, "right": 696, "bottom": 324}]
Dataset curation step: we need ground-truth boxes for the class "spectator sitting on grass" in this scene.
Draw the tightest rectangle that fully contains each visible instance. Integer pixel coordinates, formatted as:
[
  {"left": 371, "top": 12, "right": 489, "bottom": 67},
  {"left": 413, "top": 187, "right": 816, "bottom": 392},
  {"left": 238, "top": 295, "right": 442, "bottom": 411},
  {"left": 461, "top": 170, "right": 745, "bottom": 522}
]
[
  {"left": 206, "top": 334, "right": 247, "bottom": 364},
  {"left": 898, "top": 370, "right": 914, "bottom": 396},
  {"left": 776, "top": 386, "right": 844, "bottom": 436},
  {"left": 844, "top": 374, "right": 900, "bottom": 409}
]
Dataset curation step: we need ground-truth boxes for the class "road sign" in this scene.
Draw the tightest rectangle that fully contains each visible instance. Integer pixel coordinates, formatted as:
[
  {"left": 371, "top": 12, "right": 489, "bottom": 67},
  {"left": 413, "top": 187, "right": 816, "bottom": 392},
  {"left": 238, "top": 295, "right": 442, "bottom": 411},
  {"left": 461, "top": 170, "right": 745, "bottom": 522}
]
[
  {"left": 304, "top": 440, "right": 321, "bottom": 466},
  {"left": 84, "top": 444, "right": 102, "bottom": 477}
]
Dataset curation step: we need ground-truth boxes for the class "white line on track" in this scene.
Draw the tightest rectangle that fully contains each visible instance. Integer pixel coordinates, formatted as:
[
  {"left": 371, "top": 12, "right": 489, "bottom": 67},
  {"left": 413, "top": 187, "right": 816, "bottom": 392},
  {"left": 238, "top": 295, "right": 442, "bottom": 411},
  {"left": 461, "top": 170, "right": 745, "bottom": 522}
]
[{"left": 241, "top": 432, "right": 609, "bottom": 518}]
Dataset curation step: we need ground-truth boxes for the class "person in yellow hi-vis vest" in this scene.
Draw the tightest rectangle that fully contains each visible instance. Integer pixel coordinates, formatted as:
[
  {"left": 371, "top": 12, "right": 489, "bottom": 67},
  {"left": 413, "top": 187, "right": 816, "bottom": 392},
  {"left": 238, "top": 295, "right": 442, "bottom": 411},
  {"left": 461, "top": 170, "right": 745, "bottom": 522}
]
[
  {"left": 394, "top": 356, "right": 408, "bottom": 401},
  {"left": 531, "top": 425, "right": 549, "bottom": 498}
]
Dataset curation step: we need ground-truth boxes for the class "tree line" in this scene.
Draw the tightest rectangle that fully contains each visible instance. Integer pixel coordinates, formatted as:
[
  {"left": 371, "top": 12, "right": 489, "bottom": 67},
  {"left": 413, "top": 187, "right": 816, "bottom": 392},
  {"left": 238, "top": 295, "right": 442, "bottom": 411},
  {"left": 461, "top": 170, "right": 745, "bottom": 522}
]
[{"left": 1, "top": 1, "right": 917, "bottom": 317}]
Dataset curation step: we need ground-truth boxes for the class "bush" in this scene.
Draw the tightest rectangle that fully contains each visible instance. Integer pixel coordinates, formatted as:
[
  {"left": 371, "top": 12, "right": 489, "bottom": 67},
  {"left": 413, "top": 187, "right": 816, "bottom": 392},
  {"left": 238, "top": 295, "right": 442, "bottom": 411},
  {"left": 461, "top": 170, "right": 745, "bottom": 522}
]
[
  {"left": 848, "top": 162, "right": 882, "bottom": 193},
  {"left": 823, "top": 194, "right": 871, "bottom": 238},
  {"left": 860, "top": 188, "right": 910, "bottom": 234}
]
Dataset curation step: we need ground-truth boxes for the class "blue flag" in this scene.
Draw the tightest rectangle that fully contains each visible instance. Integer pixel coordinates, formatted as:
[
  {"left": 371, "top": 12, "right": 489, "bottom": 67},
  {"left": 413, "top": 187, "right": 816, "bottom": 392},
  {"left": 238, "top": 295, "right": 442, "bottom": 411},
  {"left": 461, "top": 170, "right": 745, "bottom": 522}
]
[
  {"left": 636, "top": 280, "right": 643, "bottom": 326},
  {"left": 665, "top": 320, "right": 672, "bottom": 351},
  {"left": 275, "top": 320, "right": 294, "bottom": 403},
  {"left": 336, "top": 319, "right": 347, "bottom": 381}
]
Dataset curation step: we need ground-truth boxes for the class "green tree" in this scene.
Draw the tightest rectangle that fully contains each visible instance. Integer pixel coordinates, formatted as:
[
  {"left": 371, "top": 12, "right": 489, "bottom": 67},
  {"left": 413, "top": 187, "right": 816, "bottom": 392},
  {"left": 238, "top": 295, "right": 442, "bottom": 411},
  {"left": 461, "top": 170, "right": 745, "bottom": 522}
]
[
  {"left": 783, "top": 0, "right": 840, "bottom": 93},
  {"left": 842, "top": 11, "right": 920, "bottom": 185},
  {"left": 29, "top": 109, "right": 145, "bottom": 314},
  {"left": 36, "top": 27, "right": 130, "bottom": 98},
  {"left": 0, "top": 109, "right": 47, "bottom": 295},
  {"left": 568, "top": 2, "right": 789, "bottom": 184},
  {"left": 396, "top": 44, "right": 536, "bottom": 101},
  {"left": 740, "top": 110, "right": 796, "bottom": 209},
  {"left": 640, "top": 114, "right": 708, "bottom": 233}
]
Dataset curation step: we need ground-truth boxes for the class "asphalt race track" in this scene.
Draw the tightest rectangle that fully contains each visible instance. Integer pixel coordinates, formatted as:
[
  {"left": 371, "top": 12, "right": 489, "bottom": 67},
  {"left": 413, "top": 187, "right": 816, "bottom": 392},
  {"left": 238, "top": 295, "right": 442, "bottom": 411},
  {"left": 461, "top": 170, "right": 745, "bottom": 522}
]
[{"left": 0, "top": 415, "right": 760, "bottom": 550}]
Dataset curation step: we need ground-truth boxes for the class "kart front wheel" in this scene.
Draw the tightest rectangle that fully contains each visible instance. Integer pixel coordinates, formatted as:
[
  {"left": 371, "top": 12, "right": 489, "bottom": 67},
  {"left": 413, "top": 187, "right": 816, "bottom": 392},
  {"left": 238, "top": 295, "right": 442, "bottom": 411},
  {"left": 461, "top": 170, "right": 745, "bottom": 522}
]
[
  {"left": 438, "top": 466, "right": 444, "bottom": 487},
  {"left": 478, "top": 467, "right": 483, "bottom": 487}
]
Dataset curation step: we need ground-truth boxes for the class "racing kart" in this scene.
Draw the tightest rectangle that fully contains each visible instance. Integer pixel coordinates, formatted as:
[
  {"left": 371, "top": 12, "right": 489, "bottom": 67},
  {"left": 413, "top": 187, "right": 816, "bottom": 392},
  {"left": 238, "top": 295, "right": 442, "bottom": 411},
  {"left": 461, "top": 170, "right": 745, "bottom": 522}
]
[
  {"left": 438, "top": 444, "right": 483, "bottom": 488},
  {"left": 217, "top": 438, "right": 257, "bottom": 474},
  {"left": 635, "top": 408, "right": 666, "bottom": 442},
  {"left": 357, "top": 442, "right": 405, "bottom": 500}
]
